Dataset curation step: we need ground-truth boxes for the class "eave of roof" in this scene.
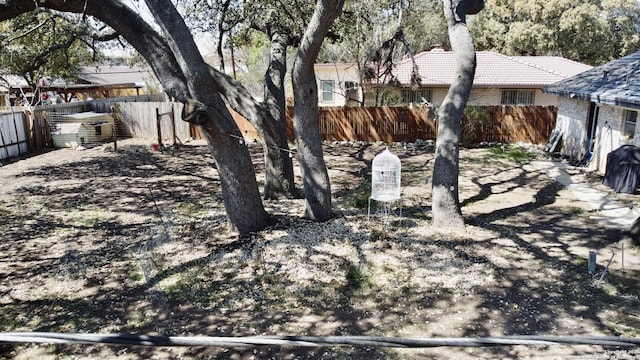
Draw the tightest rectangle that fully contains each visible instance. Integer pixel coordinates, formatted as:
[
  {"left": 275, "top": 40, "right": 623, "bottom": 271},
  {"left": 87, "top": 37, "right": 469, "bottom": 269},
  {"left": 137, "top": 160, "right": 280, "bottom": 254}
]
[{"left": 543, "top": 51, "right": 640, "bottom": 108}]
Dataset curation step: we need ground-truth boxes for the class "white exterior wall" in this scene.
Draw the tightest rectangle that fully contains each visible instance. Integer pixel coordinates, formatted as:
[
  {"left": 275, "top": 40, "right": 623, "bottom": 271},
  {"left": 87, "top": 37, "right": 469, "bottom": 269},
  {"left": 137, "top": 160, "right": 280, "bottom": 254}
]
[
  {"left": 431, "top": 88, "right": 449, "bottom": 105},
  {"left": 468, "top": 88, "right": 500, "bottom": 105},
  {"left": 315, "top": 64, "right": 362, "bottom": 107},
  {"left": 535, "top": 90, "right": 560, "bottom": 106},
  {"left": 592, "top": 104, "right": 640, "bottom": 174},
  {"left": 555, "top": 97, "right": 590, "bottom": 160},
  {"left": 432, "top": 88, "right": 559, "bottom": 106},
  {"left": 555, "top": 97, "right": 639, "bottom": 174}
]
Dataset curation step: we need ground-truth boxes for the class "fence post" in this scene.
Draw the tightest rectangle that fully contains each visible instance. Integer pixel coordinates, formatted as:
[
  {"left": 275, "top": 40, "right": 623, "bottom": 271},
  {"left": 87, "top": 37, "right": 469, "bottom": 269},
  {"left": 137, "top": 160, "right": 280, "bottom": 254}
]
[
  {"left": 21, "top": 111, "right": 31, "bottom": 152},
  {"left": 110, "top": 107, "right": 118, "bottom": 151},
  {"left": 171, "top": 104, "right": 177, "bottom": 145},
  {"left": 11, "top": 111, "right": 21, "bottom": 156},
  {"left": 155, "top": 107, "right": 163, "bottom": 148}
]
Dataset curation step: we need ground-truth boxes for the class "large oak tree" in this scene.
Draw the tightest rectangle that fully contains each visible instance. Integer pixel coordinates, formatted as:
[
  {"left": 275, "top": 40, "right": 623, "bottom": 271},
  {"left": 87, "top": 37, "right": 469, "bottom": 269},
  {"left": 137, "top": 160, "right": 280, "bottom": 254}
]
[
  {"left": 431, "top": 0, "right": 484, "bottom": 228},
  {"left": 1, "top": 0, "right": 344, "bottom": 232},
  {"left": 292, "top": 0, "right": 345, "bottom": 221},
  {"left": 181, "top": 0, "right": 301, "bottom": 200},
  {"left": 1, "top": 0, "right": 270, "bottom": 234}
]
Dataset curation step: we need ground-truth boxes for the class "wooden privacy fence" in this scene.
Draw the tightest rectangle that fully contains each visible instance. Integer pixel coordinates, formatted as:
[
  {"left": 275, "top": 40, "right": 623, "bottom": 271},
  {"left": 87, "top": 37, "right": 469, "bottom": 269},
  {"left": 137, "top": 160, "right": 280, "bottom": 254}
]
[
  {"left": 0, "top": 101, "right": 556, "bottom": 160},
  {"left": 283, "top": 105, "right": 556, "bottom": 145},
  {"left": 289, "top": 106, "right": 437, "bottom": 143},
  {"left": 461, "top": 106, "right": 558, "bottom": 145}
]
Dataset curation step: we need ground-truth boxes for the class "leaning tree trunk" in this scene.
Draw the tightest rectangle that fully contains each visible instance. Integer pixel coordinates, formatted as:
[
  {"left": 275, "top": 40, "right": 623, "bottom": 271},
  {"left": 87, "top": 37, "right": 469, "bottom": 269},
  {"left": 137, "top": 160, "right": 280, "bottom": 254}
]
[
  {"left": 291, "top": 0, "right": 345, "bottom": 221},
  {"left": 3, "top": 0, "right": 273, "bottom": 235},
  {"left": 431, "top": 0, "right": 483, "bottom": 228},
  {"left": 144, "top": 0, "right": 271, "bottom": 234}
]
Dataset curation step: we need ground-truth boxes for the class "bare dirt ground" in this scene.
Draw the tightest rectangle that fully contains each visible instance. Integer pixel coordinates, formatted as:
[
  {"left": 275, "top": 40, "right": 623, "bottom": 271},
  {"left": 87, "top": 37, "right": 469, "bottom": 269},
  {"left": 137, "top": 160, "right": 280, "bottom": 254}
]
[{"left": 0, "top": 139, "right": 639, "bottom": 360}]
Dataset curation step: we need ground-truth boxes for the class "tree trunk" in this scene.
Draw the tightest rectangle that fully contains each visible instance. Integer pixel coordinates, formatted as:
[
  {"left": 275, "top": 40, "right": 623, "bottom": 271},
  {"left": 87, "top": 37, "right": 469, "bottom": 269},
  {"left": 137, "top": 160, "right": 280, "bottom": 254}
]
[
  {"left": 144, "top": 0, "right": 271, "bottom": 234},
  {"left": 2, "top": 0, "right": 272, "bottom": 235},
  {"left": 262, "top": 32, "right": 299, "bottom": 200},
  {"left": 291, "top": 0, "right": 345, "bottom": 221},
  {"left": 431, "top": 0, "right": 482, "bottom": 228},
  {"left": 183, "top": 100, "right": 271, "bottom": 234}
]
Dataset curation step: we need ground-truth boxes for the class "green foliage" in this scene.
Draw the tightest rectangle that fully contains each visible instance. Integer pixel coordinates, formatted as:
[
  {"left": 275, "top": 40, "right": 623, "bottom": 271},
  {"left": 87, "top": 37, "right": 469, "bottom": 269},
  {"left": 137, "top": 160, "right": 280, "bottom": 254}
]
[
  {"left": 323, "top": 0, "right": 448, "bottom": 63},
  {"left": 486, "top": 144, "right": 537, "bottom": 163},
  {"left": 470, "top": 0, "right": 640, "bottom": 65},
  {"left": 320, "top": 0, "right": 448, "bottom": 106},
  {"left": 0, "top": 11, "right": 96, "bottom": 89},
  {"left": 462, "top": 106, "right": 492, "bottom": 144},
  {"left": 345, "top": 263, "right": 373, "bottom": 291},
  {"left": 345, "top": 178, "right": 371, "bottom": 209}
]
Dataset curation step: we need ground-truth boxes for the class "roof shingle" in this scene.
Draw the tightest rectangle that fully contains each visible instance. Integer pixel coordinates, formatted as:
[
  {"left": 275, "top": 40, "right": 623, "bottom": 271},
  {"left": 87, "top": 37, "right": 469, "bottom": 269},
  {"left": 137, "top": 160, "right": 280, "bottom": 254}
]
[{"left": 543, "top": 51, "right": 640, "bottom": 108}]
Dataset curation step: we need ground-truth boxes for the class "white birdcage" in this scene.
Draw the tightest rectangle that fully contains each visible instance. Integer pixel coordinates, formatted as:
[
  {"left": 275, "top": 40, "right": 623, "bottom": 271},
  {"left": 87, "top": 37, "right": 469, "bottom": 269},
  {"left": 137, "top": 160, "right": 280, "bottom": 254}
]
[
  {"left": 368, "top": 148, "right": 402, "bottom": 226},
  {"left": 371, "top": 148, "right": 401, "bottom": 201}
]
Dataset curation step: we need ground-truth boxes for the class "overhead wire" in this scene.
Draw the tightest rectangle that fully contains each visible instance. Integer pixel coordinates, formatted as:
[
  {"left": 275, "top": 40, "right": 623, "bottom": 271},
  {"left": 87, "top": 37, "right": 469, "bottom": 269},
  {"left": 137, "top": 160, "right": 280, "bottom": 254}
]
[{"left": 227, "top": 130, "right": 296, "bottom": 158}]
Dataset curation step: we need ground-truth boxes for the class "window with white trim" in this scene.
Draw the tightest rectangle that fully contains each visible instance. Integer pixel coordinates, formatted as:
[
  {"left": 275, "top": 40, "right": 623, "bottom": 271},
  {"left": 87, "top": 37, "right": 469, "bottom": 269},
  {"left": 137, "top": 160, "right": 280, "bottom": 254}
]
[
  {"left": 320, "top": 80, "right": 334, "bottom": 103},
  {"left": 501, "top": 89, "right": 535, "bottom": 105},
  {"left": 623, "top": 109, "right": 637, "bottom": 139},
  {"left": 401, "top": 89, "right": 432, "bottom": 104}
]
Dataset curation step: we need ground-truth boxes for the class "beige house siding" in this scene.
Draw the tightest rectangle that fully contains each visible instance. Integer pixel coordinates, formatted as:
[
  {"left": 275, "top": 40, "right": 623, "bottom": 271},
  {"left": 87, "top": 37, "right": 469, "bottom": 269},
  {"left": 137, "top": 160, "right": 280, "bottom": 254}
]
[{"left": 414, "top": 87, "right": 560, "bottom": 107}]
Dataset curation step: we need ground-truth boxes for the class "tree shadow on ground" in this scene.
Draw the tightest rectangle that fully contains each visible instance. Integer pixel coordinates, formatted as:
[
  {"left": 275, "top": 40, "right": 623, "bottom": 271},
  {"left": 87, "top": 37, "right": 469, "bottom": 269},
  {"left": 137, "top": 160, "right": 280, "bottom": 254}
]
[
  {"left": 455, "top": 163, "right": 638, "bottom": 359},
  {"left": 1, "top": 144, "right": 639, "bottom": 359}
]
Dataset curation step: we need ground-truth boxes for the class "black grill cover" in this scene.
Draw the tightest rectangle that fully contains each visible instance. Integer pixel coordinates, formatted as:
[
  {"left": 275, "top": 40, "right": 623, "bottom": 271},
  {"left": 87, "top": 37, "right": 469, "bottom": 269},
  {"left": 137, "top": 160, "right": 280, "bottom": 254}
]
[{"left": 603, "top": 144, "right": 640, "bottom": 193}]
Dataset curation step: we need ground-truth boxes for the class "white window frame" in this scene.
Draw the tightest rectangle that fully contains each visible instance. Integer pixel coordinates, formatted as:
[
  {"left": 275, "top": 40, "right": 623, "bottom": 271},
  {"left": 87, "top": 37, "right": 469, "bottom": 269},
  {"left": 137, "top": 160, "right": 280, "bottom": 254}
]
[
  {"left": 501, "top": 89, "right": 535, "bottom": 105},
  {"left": 320, "top": 80, "right": 334, "bottom": 103},
  {"left": 623, "top": 109, "right": 638, "bottom": 139}
]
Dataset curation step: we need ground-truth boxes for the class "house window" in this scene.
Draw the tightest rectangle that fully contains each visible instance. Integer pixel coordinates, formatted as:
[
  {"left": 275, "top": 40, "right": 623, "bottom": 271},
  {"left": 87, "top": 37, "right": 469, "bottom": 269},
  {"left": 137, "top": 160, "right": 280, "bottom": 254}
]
[
  {"left": 501, "top": 89, "right": 535, "bottom": 105},
  {"left": 321, "top": 80, "right": 334, "bottom": 102},
  {"left": 623, "top": 109, "right": 638, "bottom": 139},
  {"left": 401, "top": 89, "right": 432, "bottom": 104}
]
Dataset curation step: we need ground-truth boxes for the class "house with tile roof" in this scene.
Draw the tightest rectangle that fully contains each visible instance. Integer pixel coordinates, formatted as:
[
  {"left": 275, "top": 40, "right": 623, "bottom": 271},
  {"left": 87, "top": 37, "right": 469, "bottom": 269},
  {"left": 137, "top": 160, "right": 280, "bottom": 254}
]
[
  {"left": 386, "top": 48, "right": 592, "bottom": 107},
  {"left": 544, "top": 50, "right": 640, "bottom": 174}
]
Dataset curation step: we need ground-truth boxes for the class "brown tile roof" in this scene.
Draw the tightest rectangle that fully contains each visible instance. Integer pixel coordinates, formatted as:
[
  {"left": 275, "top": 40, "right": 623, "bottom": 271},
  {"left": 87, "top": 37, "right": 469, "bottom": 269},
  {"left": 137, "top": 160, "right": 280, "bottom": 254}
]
[{"left": 392, "top": 49, "right": 592, "bottom": 88}]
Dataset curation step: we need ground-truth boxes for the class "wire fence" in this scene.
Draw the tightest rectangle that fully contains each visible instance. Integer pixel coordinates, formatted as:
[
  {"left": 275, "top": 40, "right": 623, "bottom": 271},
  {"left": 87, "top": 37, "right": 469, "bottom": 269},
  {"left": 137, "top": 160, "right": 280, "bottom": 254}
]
[
  {"left": 1, "top": 333, "right": 639, "bottom": 349},
  {"left": 46, "top": 110, "right": 116, "bottom": 149}
]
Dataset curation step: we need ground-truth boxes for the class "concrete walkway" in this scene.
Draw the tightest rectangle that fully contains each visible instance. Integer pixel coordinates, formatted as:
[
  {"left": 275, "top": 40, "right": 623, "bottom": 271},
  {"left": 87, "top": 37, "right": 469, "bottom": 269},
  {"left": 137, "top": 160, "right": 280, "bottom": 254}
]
[{"left": 528, "top": 160, "right": 639, "bottom": 230}]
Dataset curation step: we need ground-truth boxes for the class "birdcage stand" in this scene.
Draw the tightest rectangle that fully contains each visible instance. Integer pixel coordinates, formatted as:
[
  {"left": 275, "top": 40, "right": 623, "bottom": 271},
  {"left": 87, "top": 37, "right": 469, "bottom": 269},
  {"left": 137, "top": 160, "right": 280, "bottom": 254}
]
[{"left": 367, "top": 196, "right": 402, "bottom": 229}]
